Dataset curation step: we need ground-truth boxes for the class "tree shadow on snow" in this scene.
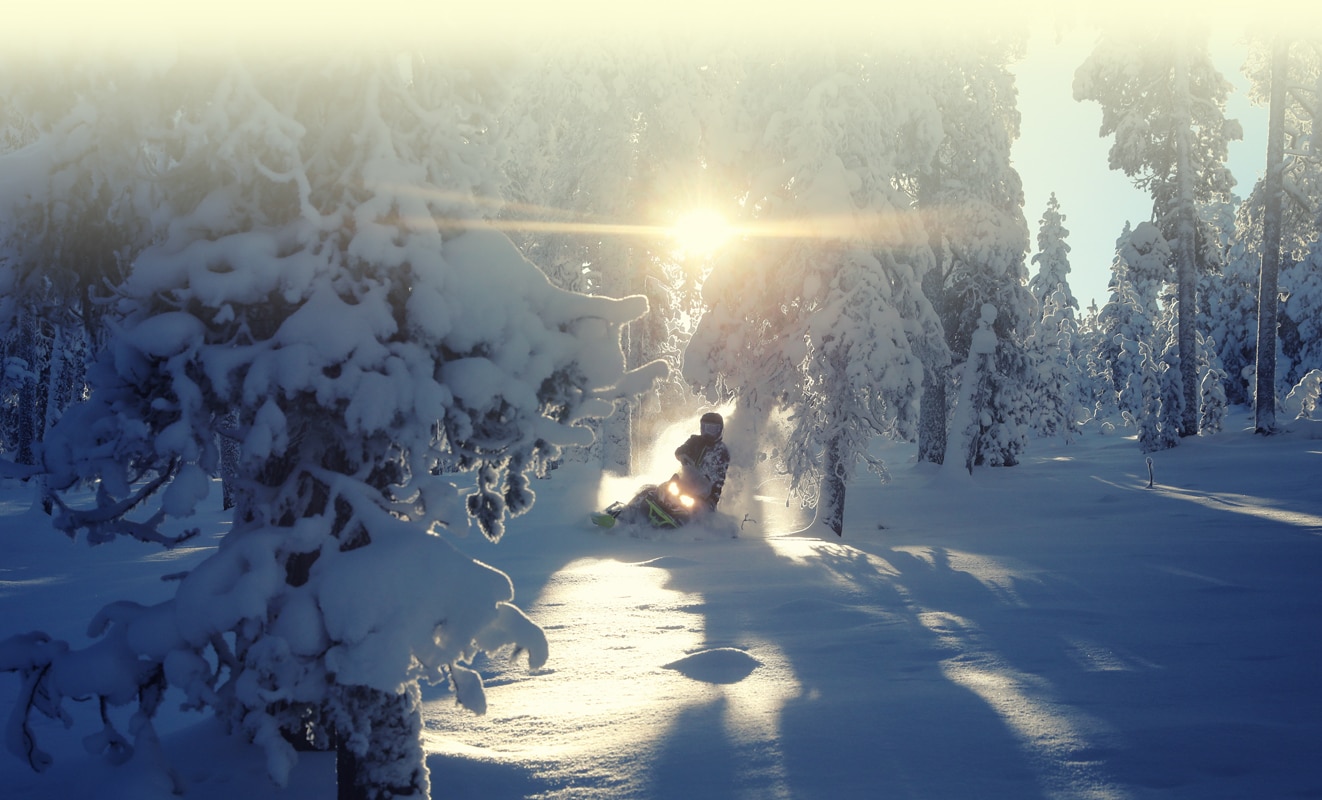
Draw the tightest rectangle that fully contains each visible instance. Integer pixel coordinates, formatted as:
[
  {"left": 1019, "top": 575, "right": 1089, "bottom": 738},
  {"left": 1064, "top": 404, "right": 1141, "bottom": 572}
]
[
  {"left": 646, "top": 696, "right": 741, "bottom": 799},
  {"left": 643, "top": 531, "right": 1053, "bottom": 800}
]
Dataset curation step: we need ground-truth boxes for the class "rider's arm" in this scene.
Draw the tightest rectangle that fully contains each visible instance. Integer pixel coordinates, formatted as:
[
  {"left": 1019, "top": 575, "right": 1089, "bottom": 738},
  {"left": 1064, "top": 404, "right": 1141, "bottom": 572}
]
[
  {"left": 703, "top": 444, "right": 730, "bottom": 510},
  {"left": 675, "top": 436, "right": 697, "bottom": 465}
]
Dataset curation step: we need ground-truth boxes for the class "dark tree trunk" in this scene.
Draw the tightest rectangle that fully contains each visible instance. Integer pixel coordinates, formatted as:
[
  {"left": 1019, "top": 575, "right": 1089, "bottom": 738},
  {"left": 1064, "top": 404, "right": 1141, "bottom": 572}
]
[
  {"left": 819, "top": 433, "right": 846, "bottom": 536},
  {"left": 916, "top": 170, "right": 948, "bottom": 464},
  {"left": 220, "top": 408, "right": 241, "bottom": 510},
  {"left": 1256, "top": 37, "right": 1289, "bottom": 435},
  {"left": 333, "top": 685, "right": 429, "bottom": 800},
  {"left": 1171, "top": 44, "right": 1201, "bottom": 437},
  {"left": 917, "top": 365, "right": 947, "bottom": 465}
]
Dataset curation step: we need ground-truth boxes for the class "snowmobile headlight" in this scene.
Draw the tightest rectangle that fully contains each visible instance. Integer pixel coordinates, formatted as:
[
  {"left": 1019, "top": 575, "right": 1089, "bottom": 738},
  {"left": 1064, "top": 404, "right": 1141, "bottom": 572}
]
[{"left": 667, "top": 480, "right": 696, "bottom": 509}]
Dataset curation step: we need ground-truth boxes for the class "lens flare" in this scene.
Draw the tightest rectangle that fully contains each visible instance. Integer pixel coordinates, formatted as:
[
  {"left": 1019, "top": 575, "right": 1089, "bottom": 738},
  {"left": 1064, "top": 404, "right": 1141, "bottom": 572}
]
[{"left": 671, "top": 208, "right": 734, "bottom": 257}]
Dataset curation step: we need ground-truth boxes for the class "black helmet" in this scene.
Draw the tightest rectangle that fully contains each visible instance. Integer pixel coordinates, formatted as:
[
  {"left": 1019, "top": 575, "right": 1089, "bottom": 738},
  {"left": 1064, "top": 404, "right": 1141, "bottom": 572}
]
[{"left": 700, "top": 412, "right": 724, "bottom": 439}]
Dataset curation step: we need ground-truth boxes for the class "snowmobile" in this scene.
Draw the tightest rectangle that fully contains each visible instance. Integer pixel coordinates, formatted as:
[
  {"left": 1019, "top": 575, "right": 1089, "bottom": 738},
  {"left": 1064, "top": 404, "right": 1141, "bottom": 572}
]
[{"left": 591, "top": 472, "right": 707, "bottom": 530}]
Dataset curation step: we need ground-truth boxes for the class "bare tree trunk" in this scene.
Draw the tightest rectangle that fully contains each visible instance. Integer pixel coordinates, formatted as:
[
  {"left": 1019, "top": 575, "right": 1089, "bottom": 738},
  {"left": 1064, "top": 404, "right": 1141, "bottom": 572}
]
[
  {"left": 916, "top": 170, "right": 948, "bottom": 464},
  {"left": 1256, "top": 38, "right": 1289, "bottom": 435},
  {"left": 1171, "top": 43, "right": 1200, "bottom": 437},
  {"left": 220, "top": 408, "right": 241, "bottom": 510},
  {"left": 332, "top": 671, "right": 429, "bottom": 800},
  {"left": 918, "top": 366, "right": 948, "bottom": 464},
  {"left": 818, "top": 433, "right": 846, "bottom": 536}
]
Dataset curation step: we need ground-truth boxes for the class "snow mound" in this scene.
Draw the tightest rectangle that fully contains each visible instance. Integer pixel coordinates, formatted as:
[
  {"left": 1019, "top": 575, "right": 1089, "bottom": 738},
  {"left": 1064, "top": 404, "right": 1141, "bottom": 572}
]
[{"left": 663, "top": 648, "right": 761, "bottom": 684}]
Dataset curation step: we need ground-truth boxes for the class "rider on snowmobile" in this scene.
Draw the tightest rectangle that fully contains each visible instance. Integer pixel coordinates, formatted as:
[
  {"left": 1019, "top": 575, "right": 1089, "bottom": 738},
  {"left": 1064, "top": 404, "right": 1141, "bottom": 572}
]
[
  {"left": 673, "top": 411, "right": 730, "bottom": 511},
  {"left": 596, "top": 411, "right": 731, "bottom": 528}
]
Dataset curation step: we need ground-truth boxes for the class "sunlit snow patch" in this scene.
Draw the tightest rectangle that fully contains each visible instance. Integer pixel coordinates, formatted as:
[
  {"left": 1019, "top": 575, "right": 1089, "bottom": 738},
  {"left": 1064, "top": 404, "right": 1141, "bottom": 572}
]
[
  {"left": 1155, "top": 485, "right": 1322, "bottom": 535},
  {"left": 422, "top": 556, "right": 707, "bottom": 764}
]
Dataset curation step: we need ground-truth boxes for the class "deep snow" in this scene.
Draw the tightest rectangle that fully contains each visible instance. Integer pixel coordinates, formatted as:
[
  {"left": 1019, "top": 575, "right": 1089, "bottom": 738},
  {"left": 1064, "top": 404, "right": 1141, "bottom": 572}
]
[{"left": 2, "top": 411, "right": 1320, "bottom": 799}]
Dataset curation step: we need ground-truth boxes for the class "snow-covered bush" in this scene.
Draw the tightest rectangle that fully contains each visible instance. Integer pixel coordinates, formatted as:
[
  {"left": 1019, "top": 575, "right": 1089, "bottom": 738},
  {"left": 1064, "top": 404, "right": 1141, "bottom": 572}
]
[
  {"left": 1200, "top": 366, "right": 1229, "bottom": 434},
  {"left": 1, "top": 54, "right": 661, "bottom": 799},
  {"left": 1282, "top": 369, "right": 1322, "bottom": 422},
  {"left": 945, "top": 304, "right": 999, "bottom": 473},
  {"left": 1153, "top": 336, "right": 1185, "bottom": 451},
  {"left": 1280, "top": 255, "right": 1322, "bottom": 395}
]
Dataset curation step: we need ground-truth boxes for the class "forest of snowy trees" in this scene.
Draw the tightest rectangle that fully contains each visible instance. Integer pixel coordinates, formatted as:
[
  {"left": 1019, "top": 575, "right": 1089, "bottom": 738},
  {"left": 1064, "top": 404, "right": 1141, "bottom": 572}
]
[{"left": 2, "top": 29, "right": 1321, "bottom": 800}]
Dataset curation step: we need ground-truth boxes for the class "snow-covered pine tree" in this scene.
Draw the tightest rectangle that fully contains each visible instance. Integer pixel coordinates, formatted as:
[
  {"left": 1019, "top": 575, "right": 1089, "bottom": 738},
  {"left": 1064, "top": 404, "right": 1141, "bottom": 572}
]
[
  {"left": 1200, "top": 328, "right": 1230, "bottom": 434},
  {"left": 0, "top": 60, "right": 154, "bottom": 466},
  {"left": 0, "top": 289, "right": 91, "bottom": 472},
  {"left": 1240, "top": 39, "right": 1322, "bottom": 271},
  {"left": 913, "top": 41, "right": 1034, "bottom": 469},
  {"left": 1092, "top": 224, "right": 1134, "bottom": 393},
  {"left": 685, "top": 49, "right": 943, "bottom": 535},
  {"left": 1028, "top": 193, "right": 1078, "bottom": 315},
  {"left": 1026, "top": 195, "right": 1082, "bottom": 439},
  {"left": 1267, "top": 41, "right": 1322, "bottom": 406},
  {"left": 1204, "top": 212, "right": 1261, "bottom": 407},
  {"left": 1155, "top": 318, "right": 1186, "bottom": 450},
  {"left": 1027, "top": 286, "right": 1082, "bottom": 440},
  {"left": 1137, "top": 338, "right": 1180, "bottom": 453},
  {"left": 1074, "top": 296, "right": 1118, "bottom": 428},
  {"left": 1281, "top": 249, "right": 1322, "bottom": 393},
  {"left": 1074, "top": 28, "right": 1241, "bottom": 437},
  {"left": 945, "top": 303, "right": 998, "bottom": 473},
  {"left": 1093, "top": 222, "right": 1172, "bottom": 427},
  {"left": 1224, "top": 39, "right": 1322, "bottom": 414},
  {"left": 1, "top": 309, "right": 45, "bottom": 465},
  {"left": 0, "top": 53, "right": 661, "bottom": 799},
  {"left": 1117, "top": 339, "right": 1144, "bottom": 431}
]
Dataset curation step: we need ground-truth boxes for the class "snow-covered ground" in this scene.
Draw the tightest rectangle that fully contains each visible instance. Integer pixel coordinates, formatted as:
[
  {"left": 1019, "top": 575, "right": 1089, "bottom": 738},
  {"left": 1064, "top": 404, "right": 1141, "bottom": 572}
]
[{"left": 3, "top": 411, "right": 1320, "bottom": 799}]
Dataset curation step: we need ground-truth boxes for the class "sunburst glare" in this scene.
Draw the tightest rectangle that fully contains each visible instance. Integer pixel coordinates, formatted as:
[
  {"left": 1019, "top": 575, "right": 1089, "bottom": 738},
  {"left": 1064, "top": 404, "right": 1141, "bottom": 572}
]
[{"left": 671, "top": 208, "right": 735, "bottom": 258}]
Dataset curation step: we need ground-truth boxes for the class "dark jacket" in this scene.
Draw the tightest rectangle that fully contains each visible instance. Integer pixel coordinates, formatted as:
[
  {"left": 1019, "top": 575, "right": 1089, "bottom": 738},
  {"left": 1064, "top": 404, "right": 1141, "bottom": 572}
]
[{"left": 674, "top": 434, "right": 730, "bottom": 510}]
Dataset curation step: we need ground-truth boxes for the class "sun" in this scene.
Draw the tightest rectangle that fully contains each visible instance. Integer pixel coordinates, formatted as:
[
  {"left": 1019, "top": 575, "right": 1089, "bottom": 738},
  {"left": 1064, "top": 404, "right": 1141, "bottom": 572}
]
[{"left": 670, "top": 208, "right": 734, "bottom": 258}]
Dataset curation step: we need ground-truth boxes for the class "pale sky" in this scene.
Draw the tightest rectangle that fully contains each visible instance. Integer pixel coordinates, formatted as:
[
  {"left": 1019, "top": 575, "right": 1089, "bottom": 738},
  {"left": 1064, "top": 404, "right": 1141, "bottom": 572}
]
[{"left": 1014, "top": 26, "right": 1269, "bottom": 311}]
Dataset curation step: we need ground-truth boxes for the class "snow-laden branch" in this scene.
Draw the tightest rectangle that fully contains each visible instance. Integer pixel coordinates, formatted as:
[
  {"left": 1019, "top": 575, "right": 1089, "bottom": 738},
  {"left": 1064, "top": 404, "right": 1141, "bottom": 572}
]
[{"left": 45, "top": 464, "right": 198, "bottom": 547}]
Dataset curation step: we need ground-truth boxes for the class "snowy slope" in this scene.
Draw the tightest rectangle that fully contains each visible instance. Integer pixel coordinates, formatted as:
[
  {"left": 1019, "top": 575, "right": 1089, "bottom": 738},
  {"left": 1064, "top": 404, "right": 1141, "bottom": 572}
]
[{"left": 3, "top": 412, "right": 1320, "bottom": 799}]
